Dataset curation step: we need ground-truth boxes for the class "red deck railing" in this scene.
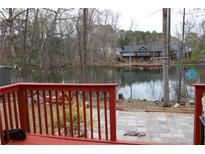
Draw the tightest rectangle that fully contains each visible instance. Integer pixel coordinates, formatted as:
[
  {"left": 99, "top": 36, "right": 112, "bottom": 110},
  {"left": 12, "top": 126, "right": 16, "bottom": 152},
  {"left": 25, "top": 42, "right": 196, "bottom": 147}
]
[
  {"left": 0, "top": 83, "right": 117, "bottom": 145},
  {"left": 2, "top": 82, "right": 203, "bottom": 145},
  {"left": 193, "top": 84, "right": 205, "bottom": 145}
]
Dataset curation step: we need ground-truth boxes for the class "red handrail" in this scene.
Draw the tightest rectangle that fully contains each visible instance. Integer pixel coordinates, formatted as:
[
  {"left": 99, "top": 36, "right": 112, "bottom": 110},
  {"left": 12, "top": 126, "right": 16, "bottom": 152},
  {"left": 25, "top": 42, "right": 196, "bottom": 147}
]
[
  {"left": 0, "top": 82, "right": 117, "bottom": 144},
  {"left": 192, "top": 84, "right": 205, "bottom": 145}
]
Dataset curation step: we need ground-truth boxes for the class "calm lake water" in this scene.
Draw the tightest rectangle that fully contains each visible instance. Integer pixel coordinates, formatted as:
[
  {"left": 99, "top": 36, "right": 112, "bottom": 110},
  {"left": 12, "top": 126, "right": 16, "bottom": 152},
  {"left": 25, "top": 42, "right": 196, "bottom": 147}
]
[{"left": 11, "top": 65, "right": 205, "bottom": 101}]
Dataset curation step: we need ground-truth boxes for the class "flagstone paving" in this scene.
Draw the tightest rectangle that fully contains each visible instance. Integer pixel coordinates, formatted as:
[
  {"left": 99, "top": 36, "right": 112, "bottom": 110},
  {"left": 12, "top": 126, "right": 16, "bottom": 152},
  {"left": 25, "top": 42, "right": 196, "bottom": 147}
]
[
  {"left": 116, "top": 111, "right": 194, "bottom": 144},
  {"left": 92, "top": 110, "right": 194, "bottom": 144}
]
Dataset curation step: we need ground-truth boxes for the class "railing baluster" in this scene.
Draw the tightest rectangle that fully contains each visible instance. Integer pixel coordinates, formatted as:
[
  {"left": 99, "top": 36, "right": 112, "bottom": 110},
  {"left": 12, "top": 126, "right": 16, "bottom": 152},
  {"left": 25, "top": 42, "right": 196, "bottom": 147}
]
[
  {"left": 89, "top": 92, "right": 93, "bottom": 139},
  {"left": 43, "top": 91, "right": 48, "bottom": 134},
  {"left": 55, "top": 91, "right": 61, "bottom": 136},
  {"left": 31, "top": 91, "right": 36, "bottom": 134},
  {"left": 68, "top": 91, "right": 73, "bottom": 137},
  {"left": 24, "top": 91, "right": 30, "bottom": 132},
  {"left": 82, "top": 92, "right": 87, "bottom": 138},
  {"left": 0, "top": 111, "right": 4, "bottom": 144},
  {"left": 62, "top": 91, "right": 67, "bottom": 136},
  {"left": 75, "top": 92, "right": 80, "bottom": 137},
  {"left": 12, "top": 92, "right": 19, "bottom": 128},
  {"left": 49, "top": 91, "right": 54, "bottom": 135},
  {"left": 7, "top": 93, "right": 13, "bottom": 129},
  {"left": 2, "top": 95, "right": 9, "bottom": 142},
  {"left": 36, "top": 91, "right": 42, "bottom": 134},
  {"left": 104, "top": 92, "right": 108, "bottom": 140},
  {"left": 109, "top": 89, "right": 117, "bottom": 141},
  {"left": 96, "top": 92, "right": 101, "bottom": 139}
]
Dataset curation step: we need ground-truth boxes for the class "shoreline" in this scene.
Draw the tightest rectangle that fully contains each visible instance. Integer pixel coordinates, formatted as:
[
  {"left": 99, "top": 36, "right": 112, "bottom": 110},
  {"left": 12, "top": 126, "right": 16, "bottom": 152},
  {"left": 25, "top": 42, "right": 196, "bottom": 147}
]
[
  {"left": 7, "top": 61, "right": 205, "bottom": 70},
  {"left": 116, "top": 100, "right": 194, "bottom": 114},
  {"left": 68, "top": 62, "right": 205, "bottom": 68},
  {"left": 89, "top": 99, "right": 194, "bottom": 114}
]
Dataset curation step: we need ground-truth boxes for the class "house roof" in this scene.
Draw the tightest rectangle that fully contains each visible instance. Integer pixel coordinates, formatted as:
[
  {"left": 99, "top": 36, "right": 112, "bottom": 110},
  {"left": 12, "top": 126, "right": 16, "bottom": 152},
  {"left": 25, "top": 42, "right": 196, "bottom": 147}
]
[{"left": 120, "top": 43, "right": 180, "bottom": 53}]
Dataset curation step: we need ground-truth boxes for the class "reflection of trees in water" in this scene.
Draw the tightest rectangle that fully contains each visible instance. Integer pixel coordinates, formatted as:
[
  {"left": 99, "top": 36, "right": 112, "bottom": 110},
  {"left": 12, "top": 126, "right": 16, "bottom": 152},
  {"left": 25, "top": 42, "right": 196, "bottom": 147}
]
[
  {"left": 171, "top": 65, "right": 205, "bottom": 101},
  {"left": 11, "top": 65, "right": 205, "bottom": 101},
  {"left": 11, "top": 67, "right": 64, "bottom": 83},
  {"left": 118, "top": 66, "right": 203, "bottom": 101},
  {"left": 119, "top": 67, "right": 164, "bottom": 100},
  {"left": 149, "top": 68, "right": 164, "bottom": 100},
  {"left": 120, "top": 67, "right": 162, "bottom": 84},
  {"left": 171, "top": 69, "right": 191, "bottom": 101},
  {"left": 149, "top": 80, "right": 157, "bottom": 100},
  {"left": 62, "top": 67, "right": 121, "bottom": 84}
]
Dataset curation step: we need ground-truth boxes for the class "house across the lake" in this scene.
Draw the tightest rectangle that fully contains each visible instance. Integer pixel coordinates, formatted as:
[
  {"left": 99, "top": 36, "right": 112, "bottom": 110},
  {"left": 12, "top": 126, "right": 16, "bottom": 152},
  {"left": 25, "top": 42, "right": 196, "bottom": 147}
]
[{"left": 120, "top": 43, "right": 181, "bottom": 62}]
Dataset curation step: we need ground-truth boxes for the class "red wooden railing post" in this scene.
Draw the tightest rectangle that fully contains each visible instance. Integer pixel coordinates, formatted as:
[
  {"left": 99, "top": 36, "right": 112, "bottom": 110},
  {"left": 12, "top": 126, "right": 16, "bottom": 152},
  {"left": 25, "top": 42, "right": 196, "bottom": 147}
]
[
  {"left": 17, "top": 85, "right": 30, "bottom": 133},
  {"left": 109, "top": 87, "right": 116, "bottom": 141},
  {"left": 193, "top": 86, "right": 204, "bottom": 145}
]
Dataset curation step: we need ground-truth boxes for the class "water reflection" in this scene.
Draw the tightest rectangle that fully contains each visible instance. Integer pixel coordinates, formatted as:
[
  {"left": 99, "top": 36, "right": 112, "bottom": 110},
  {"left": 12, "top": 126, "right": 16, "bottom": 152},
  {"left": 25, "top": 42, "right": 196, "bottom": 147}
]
[{"left": 11, "top": 65, "right": 205, "bottom": 101}]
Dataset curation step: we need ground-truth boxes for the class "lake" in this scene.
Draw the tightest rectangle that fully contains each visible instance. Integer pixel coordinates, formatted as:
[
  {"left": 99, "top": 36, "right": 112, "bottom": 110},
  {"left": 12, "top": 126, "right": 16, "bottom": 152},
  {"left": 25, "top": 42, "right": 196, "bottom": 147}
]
[{"left": 10, "top": 65, "right": 205, "bottom": 101}]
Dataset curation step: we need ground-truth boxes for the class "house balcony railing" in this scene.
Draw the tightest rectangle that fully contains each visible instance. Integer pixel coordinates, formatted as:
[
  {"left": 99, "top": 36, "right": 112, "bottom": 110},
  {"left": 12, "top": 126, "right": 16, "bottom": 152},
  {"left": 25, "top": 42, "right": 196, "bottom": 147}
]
[
  {"left": 1, "top": 82, "right": 203, "bottom": 145},
  {"left": 0, "top": 83, "right": 119, "bottom": 145}
]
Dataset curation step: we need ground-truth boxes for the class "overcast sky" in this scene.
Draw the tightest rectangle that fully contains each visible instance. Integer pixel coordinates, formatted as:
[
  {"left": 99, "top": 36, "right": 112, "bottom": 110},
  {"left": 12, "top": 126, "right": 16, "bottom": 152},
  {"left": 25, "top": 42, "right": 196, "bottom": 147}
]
[
  {"left": 112, "top": 8, "right": 204, "bottom": 36},
  {"left": 1, "top": 0, "right": 205, "bottom": 37},
  {"left": 112, "top": 8, "right": 163, "bottom": 32}
]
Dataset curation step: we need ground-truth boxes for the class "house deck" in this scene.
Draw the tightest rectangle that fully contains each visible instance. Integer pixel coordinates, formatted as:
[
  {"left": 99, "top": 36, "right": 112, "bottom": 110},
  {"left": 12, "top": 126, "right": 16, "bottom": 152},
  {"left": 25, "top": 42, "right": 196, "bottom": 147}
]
[
  {"left": 7, "top": 134, "right": 107, "bottom": 145},
  {"left": 7, "top": 133, "right": 156, "bottom": 145},
  {"left": 0, "top": 83, "right": 204, "bottom": 145}
]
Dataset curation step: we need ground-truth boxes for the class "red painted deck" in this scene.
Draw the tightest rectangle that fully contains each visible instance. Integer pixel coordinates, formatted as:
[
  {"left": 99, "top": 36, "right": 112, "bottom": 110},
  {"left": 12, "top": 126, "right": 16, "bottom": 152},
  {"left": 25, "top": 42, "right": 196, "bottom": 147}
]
[
  {"left": 7, "top": 134, "right": 155, "bottom": 145},
  {"left": 7, "top": 134, "right": 105, "bottom": 145}
]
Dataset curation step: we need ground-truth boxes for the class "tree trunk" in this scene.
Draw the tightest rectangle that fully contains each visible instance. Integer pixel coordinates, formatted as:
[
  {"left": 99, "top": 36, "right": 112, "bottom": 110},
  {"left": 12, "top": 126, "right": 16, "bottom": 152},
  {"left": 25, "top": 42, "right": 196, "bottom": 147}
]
[
  {"left": 30, "top": 8, "right": 39, "bottom": 60},
  {"left": 38, "top": 9, "right": 60, "bottom": 69},
  {"left": 83, "top": 8, "right": 88, "bottom": 67},
  {"left": 177, "top": 8, "right": 186, "bottom": 105},
  {"left": 8, "top": 8, "right": 16, "bottom": 61},
  {"left": 79, "top": 8, "right": 88, "bottom": 83},
  {"left": 22, "top": 8, "right": 29, "bottom": 66},
  {"left": 162, "top": 8, "right": 171, "bottom": 107}
]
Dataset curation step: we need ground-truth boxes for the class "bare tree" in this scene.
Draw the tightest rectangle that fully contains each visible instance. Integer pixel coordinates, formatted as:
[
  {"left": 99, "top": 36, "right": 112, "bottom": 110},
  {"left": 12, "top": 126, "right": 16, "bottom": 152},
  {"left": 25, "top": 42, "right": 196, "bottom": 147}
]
[
  {"left": 0, "top": 8, "right": 120, "bottom": 69},
  {"left": 177, "top": 8, "right": 186, "bottom": 105},
  {"left": 83, "top": 8, "right": 88, "bottom": 67},
  {"left": 8, "top": 8, "right": 16, "bottom": 60},
  {"left": 22, "top": 8, "right": 30, "bottom": 66},
  {"left": 39, "top": 9, "right": 60, "bottom": 58},
  {"left": 129, "top": 18, "right": 137, "bottom": 31}
]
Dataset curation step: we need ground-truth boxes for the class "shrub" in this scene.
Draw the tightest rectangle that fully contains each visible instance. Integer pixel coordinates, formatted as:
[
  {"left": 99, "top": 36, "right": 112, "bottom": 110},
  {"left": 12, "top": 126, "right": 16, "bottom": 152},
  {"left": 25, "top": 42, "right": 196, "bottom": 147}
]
[
  {"left": 191, "top": 50, "right": 205, "bottom": 62},
  {"left": 30, "top": 58, "right": 41, "bottom": 67},
  {"left": 54, "top": 102, "right": 90, "bottom": 137}
]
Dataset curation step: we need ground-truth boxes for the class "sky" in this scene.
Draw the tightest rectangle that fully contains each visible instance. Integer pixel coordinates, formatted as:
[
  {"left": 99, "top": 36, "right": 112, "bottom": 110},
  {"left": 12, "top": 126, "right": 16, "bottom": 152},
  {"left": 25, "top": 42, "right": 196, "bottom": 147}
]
[
  {"left": 112, "top": 8, "right": 162, "bottom": 32},
  {"left": 112, "top": 8, "right": 204, "bottom": 36},
  {"left": 1, "top": 0, "right": 205, "bottom": 36},
  {"left": 112, "top": 8, "right": 163, "bottom": 32}
]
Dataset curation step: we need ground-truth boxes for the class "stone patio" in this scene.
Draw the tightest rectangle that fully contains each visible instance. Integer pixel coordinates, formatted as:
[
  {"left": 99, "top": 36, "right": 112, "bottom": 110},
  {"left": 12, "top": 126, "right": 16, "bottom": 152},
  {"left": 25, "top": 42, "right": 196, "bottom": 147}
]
[
  {"left": 92, "top": 109, "right": 194, "bottom": 144},
  {"left": 116, "top": 111, "right": 194, "bottom": 144}
]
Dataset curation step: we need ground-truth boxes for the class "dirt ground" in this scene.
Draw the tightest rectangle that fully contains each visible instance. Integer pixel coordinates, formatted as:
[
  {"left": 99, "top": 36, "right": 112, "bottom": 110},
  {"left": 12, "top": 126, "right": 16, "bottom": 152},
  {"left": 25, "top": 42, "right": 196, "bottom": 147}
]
[{"left": 116, "top": 99, "right": 194, "bottom": 114}]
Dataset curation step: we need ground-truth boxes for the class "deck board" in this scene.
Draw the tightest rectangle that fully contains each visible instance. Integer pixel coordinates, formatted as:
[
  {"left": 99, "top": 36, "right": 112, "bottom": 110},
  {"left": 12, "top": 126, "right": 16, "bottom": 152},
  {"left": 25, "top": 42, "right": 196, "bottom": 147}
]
[
  {"left": 6, "top": 133, "right": 157, "bottom": 145},
  {"left": 7, "top": 134, "right": 106, "bottom": 145}
]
